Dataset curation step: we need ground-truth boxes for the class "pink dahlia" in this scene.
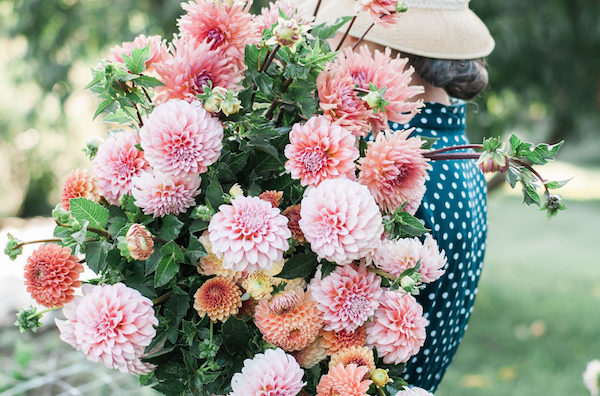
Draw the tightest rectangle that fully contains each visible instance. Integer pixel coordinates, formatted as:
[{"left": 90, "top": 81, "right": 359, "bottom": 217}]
[
  {"left": 155, "top": 37, "right": 242, "bottom": 103},
  {"left": 140, "top": 99, "right": 223, "bottom": 177},
  {"left": 131, "top": 171, "right": 201, "bottom": 217},
  {"left": 55, "top": 283, "right": 158, "bottom": 374},
  {"left": 257, "top": 0, "right": 313, "bottom": 32},
  {"left": 285, "top": 115, "right": 358, "bottom": 187},
  {"left": 366, "top": 291, "right": 428, "bottom": 364},
  {"left": 178, "top": 0, "right": 259, "bottom": 65},
  {"left": 395, "top": 388, "right": 435, "bottom": 396},
  {"left": 371, "top": 237, "right": 421, "bottom": 277},
  {"left": 358, "top": 130, "right": 430, "bottom": 214},
  {"left": 93, "top": 131, "right": 149, "bottom": 205},
  {"left": 356, "top": 0, "right": 400, "bottom": 27},
  {"left": 61, "top": 169, "right": 100, "bottom": 210},
  {"left": 230, "top": 348, "right": 306, "bottom": 396},
  {"left": 299, "top": 178, "right": 383, "bottom": 264},
  {"left": 309, "top": 263, "right": 382, "bottom": 332},
  {"left": 419, "top": 234, "right": 447, "bottom": 283},
  {"left": 108, "top": 34, "right": 169, "bottom": 72},
  {"left": 331, "top": 47, "right": 423, "bottom": 133},
  {"left": 208, "top": 195, "right": 291, "bottom": 273},
  {"left": 316, "top": 364, "right": 372, "bottom": 396},
  {"left": 317, "top": 68, "right": 372, "bottom": 138}
]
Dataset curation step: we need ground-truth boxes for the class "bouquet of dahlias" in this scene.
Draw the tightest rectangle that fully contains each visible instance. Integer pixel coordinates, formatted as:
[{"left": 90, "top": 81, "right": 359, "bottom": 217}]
[{"left": 4, "top": 0, "right": 568, "bottom": 395}]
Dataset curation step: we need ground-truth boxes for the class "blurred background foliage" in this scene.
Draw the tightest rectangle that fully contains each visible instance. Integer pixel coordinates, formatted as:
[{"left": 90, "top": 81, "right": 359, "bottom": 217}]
[{"left": 1, "top": 0, "right": 599, "bottom": 219}]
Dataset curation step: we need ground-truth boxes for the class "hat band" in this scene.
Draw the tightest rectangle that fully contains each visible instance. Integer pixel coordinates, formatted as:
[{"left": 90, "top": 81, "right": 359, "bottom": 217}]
[{"left": 404, "top": 0, "right": 469, "bottom": 10}]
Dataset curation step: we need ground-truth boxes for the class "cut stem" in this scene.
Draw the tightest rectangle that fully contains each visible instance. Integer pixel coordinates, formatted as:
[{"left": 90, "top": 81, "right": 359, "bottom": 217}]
[
  {"left": 27, "top": 306, "right": 59, "bottom": 320},
  {"left": 313, "top": 0, "right": 323, "bottom": 17},
  {"left": 14, "top": 239, "right": 63, "bottom": 250},
  {"left": 352, "top": 22, "right": 375, "bottom": 50},
  {"left": 512, "top": 159, "right": 550, "bottom": 195},
  {"left": 335, "top": 15, "right": 357, "bottom": 51},
  {"left": 260, "top": 45, "right": 280, "bottom": 73},
  {"left": 367, "top": 266, "right": 397, "bottom": 281},
  {"left": 426, "top": 144, "right": 484, "bottom": 156},
  {"left": 153, "top": 291, "right": 173, "bottom": 305},
  {"left": 425, "top": 152, "right": 481, "bottom": 161}
]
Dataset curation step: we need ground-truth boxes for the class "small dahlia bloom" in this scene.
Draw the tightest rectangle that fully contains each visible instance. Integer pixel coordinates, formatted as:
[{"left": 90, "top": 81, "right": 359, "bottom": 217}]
[
  {"left": 395, "top": 388, "right": 435, "bottom": 396},
  {"left": 283, "top": 204, "right": 305, "bottom": 243},
  {"left": 55, "top": 283, "right": 158, "bottom": 374},
  {"left": 208, "top": 196, "right": 291, "bottom": 273},
  {"left": 285, "top": 116, "right": 358, "bottom": 187},
  {"left": 194, "top": 277, "right": 242, "bottom": 322},
  {"left": 356, "top": 0, "right": 400, "bottom": 27},
  {"left": 126, "top": 224, "right": 155, "bottom": 261},
  {"left": 242, "top": 272, "right": 273, "bottom": 300},
  {"left": 131, "top": 172, "right": 201, "bottom": 217},
  {"left": 259, "top": 190, "right": 283, "bottom": 208},
  {"left": 108, "top": 34, "right": 169, "bottom": 72},
  {"left": 366, "top": 291, "right": 428, "bottom": 364},
  {"left": 230, "top": 348, "right": 305, "bottom": 396},
  {"left": 178, "top": 0, "right": 259, "bottom": 65},
  {"left": 155, "top": 37, "right": 242, "bottom": 103},
  {"left": 299, "top": 178, "right": 383, "bottom": 265},
  {"left": 329, "top": 346, "right": 375, "bottom": 375},
  {"left": 93, "top": 131, "right": 148, "bottom": 205},
  {"left": 371, "top": 237, "right": 421, "bottom": 277},
  {"left": 140, "top": 99, "right": 223, "bottom": 177},
  {"left": 197, "top": 232, "right": 245, "bottom": 282},
  {"left": 316, "top": 364, "right": 372, "bottom": 396},
  {"left": 419, "top": 234, "right": 447, "bottom": 283},
  {"left": 24, "top": 244, "right": 83, "bottom": 308},
  {"left": 61, "top": 169, "right": 100, "bottom": 211},
  {"left": 584, "top": 360, "right": 600, "bottom": 396},
  {"left": 358, "top": 130, "right": 430, "bottom": 214},
  {"left": 310, "top": 264, "right": 382, "bottom": 332},
  {"left": 257, "top": 0, "right": 312, "bottom": 32},
  {"left": 321, "top": 327, "right": 367, "bottom": 355},
  {"left": 254, "top": 287, "right": 323, "bottom": 351},
  {"left": 317, "top": 69, "right": 372, "bottom": 138},
  {"left": 292, "top": 338, "right": 327, "bottom": 369}
]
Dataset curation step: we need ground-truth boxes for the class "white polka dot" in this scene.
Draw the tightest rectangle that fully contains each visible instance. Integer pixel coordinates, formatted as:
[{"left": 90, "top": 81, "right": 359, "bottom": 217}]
[{"left": 421, "top": 117, "right": 428, "bottom": 124}]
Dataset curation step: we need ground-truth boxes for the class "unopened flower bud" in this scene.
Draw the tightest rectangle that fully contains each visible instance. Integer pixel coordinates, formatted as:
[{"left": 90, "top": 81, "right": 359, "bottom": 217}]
[
  {"left": 400, "top": 275, "right": 416, "bottom": 291},
  {"left": 192, "top": 205, "right": 216, "bottom": 221},
  {"left": 274, "top": 18, "right": 301, "bottom": 47},
  {"left": 126, "top": 224, "right": 154, "bottom": 261},
  {"left": 396, "top": 1, "right": 408, "bottom": 13},
  {"left": 203, "top": 86, "right": 228, "bottom": 113},
  {"left": 363, "top": 90, "right": 385, "bottom": 110},
  {"left": 545, "top": 194, "right": 562, "bottom": 210},
  {"left": 52, "top": 204, "right": 71, "bottom": 223},
  {"left": 371, "top": 368, "right": 392, "bottom": 388},
  {"left": 220, "top": 96, "right": 242, "bottom": 116},
  {"left": 229, "top": 184, "right": 244, "bottom": 198},
  {"left": 83, "top": 136, "right": 103, "bottom": 160},
  {"left": 478, "top": 153, "right": 508, "bottom": 174}
]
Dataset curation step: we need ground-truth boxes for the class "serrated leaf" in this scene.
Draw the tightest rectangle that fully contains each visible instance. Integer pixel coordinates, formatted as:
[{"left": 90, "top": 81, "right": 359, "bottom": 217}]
[
  {"left": 522, "top": 183, "right": 541, "bottom": 206},
  {"left": 545, "top": 178, "right": 571, "bottom": 189},
  {"left": 93, "top": 99, "right": 115, "bottom": 120},
  {"left": 134, "top": 75, "right": 164, "bottom": 88},
  {"left": 69, "top": 198, "right": 109, "bottom": 231},
  {"left": 123, "top": 44, "right": 150, "bottom": 74},
  {"left": 154, "top": 241, "right": 184, "bottom": 288},
  {"left": 392, "top": 210, "right": 430, "bottom": 239},
  {"left": 185, "top": 236, "right": 207, "bottom": 264},
  {"left": 320, "top": 261, "right": 337, "bottom": 279},
  {"left": 505, "top": 166, "right": 521, "bottom": 188},
  {"left": 311, "top": 16, "right": 354, "bottom": 40},
  {"left": 278, "top": 251, "right": 318, "bottom": 279}
]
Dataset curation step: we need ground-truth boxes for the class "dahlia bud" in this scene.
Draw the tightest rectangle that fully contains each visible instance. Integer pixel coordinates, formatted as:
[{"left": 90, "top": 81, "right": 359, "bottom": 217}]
[
  {"left": 192, "top": 205, "right": 216, "bottom": 221},
  {"left": 400, "top": 275, "right": 416, "bottom": 291},
  {"left": 203, "top": 86, "right": 228, "bottom": 113},
  {"left": 126, "top": 224, "right": 154, "bottom": 261},
  {"left": 371, "top": 368, "right": 392, "bottom": 388},
  {"left": 361, "top": 84, "right": 389, "bottom": 113},
  {"left": 220, "top": 96, "right": 242, "bottom": 116},
  {"left": 396, "top": 1, "right": 408, "bottom": 13},
  {"left": 545, "top": 194, "right": 562, "bottom": 211},
  {"left": 477, "top": 153, "right": 508, "bottom": 174},
  {"left": 52, "top": 204, "right": 71, "bottom": 224},
  {"left": 229, "top": 184, "right": 244, "bottom": 198},
  {"left": 274, "top": 18, "right": 301, "bottom": 47},
  {"left": 83, "top": 136, "right": 103, "bottom": 160},
  {"left": 242, "top": 272, "right": 274, "bottom": 300}
]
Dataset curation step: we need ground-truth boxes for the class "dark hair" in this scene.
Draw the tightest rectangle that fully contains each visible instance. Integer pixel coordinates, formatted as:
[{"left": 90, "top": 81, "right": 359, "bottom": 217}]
[{"left": 406, "top": 55, "right": 489, "bottom": 100}]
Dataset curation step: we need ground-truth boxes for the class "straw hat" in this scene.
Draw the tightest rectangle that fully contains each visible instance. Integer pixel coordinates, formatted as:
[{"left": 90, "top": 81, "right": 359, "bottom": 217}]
[{"left": 305, "top": 0, "right": 494, "bottom": 60}]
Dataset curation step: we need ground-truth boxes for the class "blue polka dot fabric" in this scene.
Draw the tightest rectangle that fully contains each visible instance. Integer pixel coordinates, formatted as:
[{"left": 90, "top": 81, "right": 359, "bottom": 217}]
[{"left": 390, "top": 101, "right": 488, "bottom": 392}]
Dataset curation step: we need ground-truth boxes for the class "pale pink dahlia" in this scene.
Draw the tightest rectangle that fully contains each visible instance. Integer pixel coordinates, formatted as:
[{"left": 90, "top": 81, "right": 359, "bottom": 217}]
[
  {"left": 371, "top": 237, "right": 421, "bottom": 277},
  {"left": 108, "top": 34, "right": 169, "bottom": 72},
  {"left": 208, "top": 196, "right": 291, "bottom": 273},
  {"left": 155, "top": 37, "right": 242, "bottom": 103},
  {"left": 93, "top": 131, "right": 149, "bottom": 205},
  {"left": 285, "top": 115, "right": 358, "bottom": 187},
  {"left": 316, "top": 364, "right": 371, "bottom": 396},
  {"left": 131, "top": 171, "right": 201, "bottom": 217},
  {"left": 366, "top": 291, "right": 428, "bottom": 364},
  {"left": 55, "top": 283, "right": 158, "bottom": 374},
  {"left": 140, "top": 99, "right": 223, "bottom": 177},
  {"left": 317, "top": 68, "right": 372, "bottom": 138},
  {"left": 310, "top": 263, "right": 382, "bottom": 332},
  {"left": 358, "top": 130, "right": 430, "bottom": 214},
  {"left": 395, "top": 388, "right": 435, "bottom": 396},
  {"left": 356, "top": 0, "right": 400, "bottom": 27},
  {"left": 178, "top": 0, "right": 259, "bottom": 65},
  {"left": 299, "top": 178, "right": 383, "bottom": 264},
  {"left": 257, "top": 0, "right": 313, "bottom": 32},
  {"left": 583, "top": 360, "right": 600, "bottom": 396},
  {"left": 230, "top": 348, "right": 306, "bottom": 396},
  {"left": 419, "top": 234, "right": 447, "bottom": 283}
]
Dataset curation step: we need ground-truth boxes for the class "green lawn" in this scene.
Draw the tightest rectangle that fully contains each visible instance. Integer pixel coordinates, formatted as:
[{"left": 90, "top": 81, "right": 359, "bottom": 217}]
[{"left": 436, "top": 194, "right": 600, "bottom": 396}]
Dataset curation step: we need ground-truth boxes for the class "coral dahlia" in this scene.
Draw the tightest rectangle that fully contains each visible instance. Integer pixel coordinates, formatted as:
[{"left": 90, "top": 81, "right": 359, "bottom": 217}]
[
  {"left": 259, "top": 190, "right": 283, "bottom": 208},
  {"left": 254, "top": 287, "right": 323, "bottom": 351},
  {"left": 155, "top": 37, "right": 242, "bottom": 103},
  {"left": 299, "top": 178, "right": 383, "bottom": 264},
  {"left": 93, "top": 131, "right": 148, "bottom": 205},
  {"left": 230, "top": 348, "right": 306, "bottom": 396},
  {"left": 285, "top": 115, "right": 359, "bottom": 187},
  {"left": 358, "top": 130, "right": 430, "bottom": 214},
  {"left": 193, "top": 277, "right": 242, "bottom": 322},
  {"left": 321, "top": 327, "right": 367, "bottom": 355},
  {"left": 316, "top": 364, "right": 372, "bottom": 396},
  {"left": 24, "top": 243, "right": 83, "bottom": 308},
  {"left": 356, "top": 0, "right": 400, "bottom": 27},
  {"left": 131, "top": 171, "right": 200, "bottom": 217},
  {"left": 108, "top": 34, "right": 169, "bottom": 72},
  {"left": 208, "top": 195, "right": 291, "bottom": 273},
  {"left": 329, "top": 346, "right": 375, "bottom": 375},
  {"left": 395, "top": 388, "right": 435, "bottom": 396},
  {"left": 366, "top": 291, "right": 428, "bottom": 364},
  {"left": 140, "top": 99, "right": 223, "bottom": 177},
  {"left": 310, "top": 264, "right": 382, "bottom": 332},
  {"left": 55, "top": 283, "right": 158, "bottom": 374},
  {"left": 61, "top": 169, "right": 100, "bottom": 211},
  {"left": 197, "top": 232, "right": 244, "bottom": 283}
]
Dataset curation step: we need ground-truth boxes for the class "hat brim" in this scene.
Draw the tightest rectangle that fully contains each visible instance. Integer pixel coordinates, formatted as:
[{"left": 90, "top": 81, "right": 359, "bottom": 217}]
[{"left": 310, "top": 0, "right": 495, "bottom": 60}]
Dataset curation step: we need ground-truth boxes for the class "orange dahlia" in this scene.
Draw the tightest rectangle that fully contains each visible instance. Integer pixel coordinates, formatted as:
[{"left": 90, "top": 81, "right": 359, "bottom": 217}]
[
  {"left": 329, "top": 347, "right": 375, "bottom": 375},
  {"left": 193, "top": 277, "right": 242, "bottom": 322},
  {"left": 24, "top": 243, "right": 83, "bottom": 308},
  {"left": 321, "top": 327, "right": 367, "bottom": 355},
  {"left": 283, "top": 204, "right": 305, "bottom": 243},
  {"left": 316, "top": 364, "right": 372, "bottom": 396},
  {"left": 61, "top": 169, "right": 100, "bottom": 211},
  {"left": 292, "top": 338, "right": 327, "bottom": 369},
  {"left": 254, "top": 287, "right": 323, "bottom": 351},
  {"left": 259, "top": 190, "right": 284, "bottom": 208}
]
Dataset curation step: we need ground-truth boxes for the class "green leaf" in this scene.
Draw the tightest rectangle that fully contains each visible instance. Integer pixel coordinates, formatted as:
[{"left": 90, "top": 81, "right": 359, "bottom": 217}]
[
  {"left": 185, "top": 236, "right": 207, "bottom": 264},
  {"left": 164, "top": 293, "right": 190, "bottom": 326},
  {"left": 123, "top": 44, "right": 150, "bottom": 74},
  {"left": 85, "top": 240, "right": 110, "bottom": 273},
  {"left": 311, "top": 16, "right": 354, "bottom": 40},
  {"left": 521, "top": 181, "right": 541, "bottom": 206},
  {"left": 205, "top": 179, "right": 225, "bottom": 211},
  {"left": 93, "top": 98, "right": 115, "bottom": 120},
  {"left": 545, "top": 178, "right": 571, "bottom": 189},
  {"left": 278, "top": 251, "right": 318, "bottom": 279},
  {"left": 134, "top": 74, "right": 164, "bottom": 88},
  {"left": 4, "top": 233, "right": 23, "bottom": 261},
  {"left": 222, "top": 317, "right": 251, "bottom": 354},
  {"left": 154, "top": 241, "right": 184, "bottom": 288},
  {"left": 254, "top": 74, "right": 274, "bottom": 97},
  {"left": 390, "top": 209, "right": 430, "bottom": 239},
  {"left": 69, "top": 198, "right": 109, "bottom": 231},
  {"left": 320, "top": 261, "right": 337, "bottom": 279},
  {"left": 420, "top": 137, "right": 439, "bottom": 150},
  {"left": 158, "top": 215, "right": 184, "bottom": 241},
  {"left": 505, "top": 166, "right": 521, "bottom": 188}
]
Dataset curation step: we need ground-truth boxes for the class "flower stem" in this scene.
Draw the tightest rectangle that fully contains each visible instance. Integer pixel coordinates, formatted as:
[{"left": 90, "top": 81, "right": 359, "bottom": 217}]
[
  {"left": 425, "top": 152, "right": 482, "bottom": 161},
  {"left": 153, "top": 291, "right": 173, "bottom": 305},
  {"left": 426, "top": 144, "right": 484, "bottom": 156},
  {"left": 209, "top": 320, "right": 214, "bottom": 345},
  {"left": 260, "top": 44, "right": 280, "bottom": 73},
  {"left": 313, "top": 0, "right": 323, "bottom": 17},
  {"left": 511, "top": 159, "right": 550, "bottom": 195},
  {"left": 14, "top": 239, "right": 63, "bottom": 250},
  {"left": 352, "top": 22, "right": 375, "bottom": 50},
  {"left": 335, "top": 15, "right": 357, "bottom": 51},
  {"left": 27, "top": 306, "right": 59, "bottom": 320},
  {"left": 378, "top": 387, "right": 387, "bottom": 396},
  {"left": 367, "top": 266, "right": 397, "bottom": 281},
  {"left": 141, "top": 86, "right": 152, "bottom": 104}
]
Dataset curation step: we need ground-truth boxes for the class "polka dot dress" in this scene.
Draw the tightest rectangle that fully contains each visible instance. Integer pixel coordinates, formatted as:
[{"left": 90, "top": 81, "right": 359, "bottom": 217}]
[{"left": 390, "top": 101, "right": 488, "bottom": 392}]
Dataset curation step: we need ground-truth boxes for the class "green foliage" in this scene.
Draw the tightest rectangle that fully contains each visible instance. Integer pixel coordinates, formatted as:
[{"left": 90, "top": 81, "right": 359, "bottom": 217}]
[
  {"left": 4, "top": 233, "right": 23, "bottom": 261},
  {"left": 69, "top": 198, "right": 110, "bottom": 231},
  {"left": 383, "top": 205, "right": 431, "bottom": 239},
  {"left": 14, "top": 307, "right": 45, "bottom": 334},
  {"left": 154, "top": 241, "right": 184, "bottom": 288}
]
